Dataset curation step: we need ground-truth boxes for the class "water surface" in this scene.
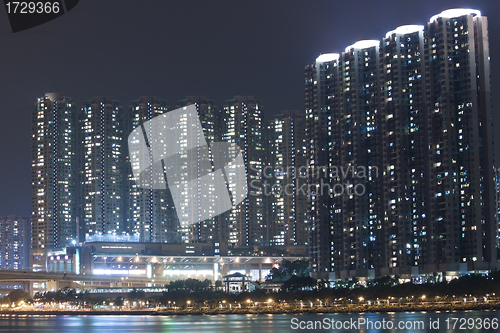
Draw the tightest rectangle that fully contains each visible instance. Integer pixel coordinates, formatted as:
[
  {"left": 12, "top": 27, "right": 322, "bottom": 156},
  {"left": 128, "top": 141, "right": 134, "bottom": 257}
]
[{"left": 0, "top": 310, "right": 498, "bottom": 332}]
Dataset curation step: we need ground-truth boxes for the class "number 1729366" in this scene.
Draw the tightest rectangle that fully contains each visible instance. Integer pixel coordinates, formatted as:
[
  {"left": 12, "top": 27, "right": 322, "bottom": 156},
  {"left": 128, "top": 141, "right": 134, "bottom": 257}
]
[
  {"left": 445, "top": 317, "right": 498, "bottom": 330},
  {"left": 5, "top": 2, "right": 60, "bottom": 14}
]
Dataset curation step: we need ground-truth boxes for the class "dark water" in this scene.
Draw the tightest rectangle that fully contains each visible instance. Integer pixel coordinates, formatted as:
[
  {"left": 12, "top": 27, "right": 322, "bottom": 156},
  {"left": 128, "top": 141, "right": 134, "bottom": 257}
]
[{"left": 0, "top": 311, "right": 499, "bottom": 332}]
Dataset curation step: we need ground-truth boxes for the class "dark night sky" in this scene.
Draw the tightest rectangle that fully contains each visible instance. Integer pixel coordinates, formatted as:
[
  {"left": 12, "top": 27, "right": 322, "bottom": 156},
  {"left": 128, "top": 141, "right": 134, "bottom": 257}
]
[{"left": 0, "top": 0, "right": 499, "bottom": 218}]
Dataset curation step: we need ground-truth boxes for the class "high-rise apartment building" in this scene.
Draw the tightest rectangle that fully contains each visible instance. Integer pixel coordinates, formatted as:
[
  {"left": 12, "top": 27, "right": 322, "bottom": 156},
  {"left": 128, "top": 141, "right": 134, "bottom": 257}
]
[
  {"left": 0, "top": 215, "right": 30, "bottom": 270},
  {"left": 266, "top": 111, "right": 308, "bottom": 246},
  {"left": 31, "top": 92, "right": 284, "bottom": 255},
  {"left": 79, "top": 97, "right": 124, "bottom": 240},
  {"left": 220, "top": 96, "right": 265, "bottom": 247},
  {"left": 125, "top": 97, "right": 179, "bottom": 243},
  {"left": 177, "top": 96, "right": 220, "bottom": 243},
  {"left": 31, "top": 93, "right": 77, "bottom": 271},
  {"left": 306, "top": 9, "right": 496, "bottom": 280}
]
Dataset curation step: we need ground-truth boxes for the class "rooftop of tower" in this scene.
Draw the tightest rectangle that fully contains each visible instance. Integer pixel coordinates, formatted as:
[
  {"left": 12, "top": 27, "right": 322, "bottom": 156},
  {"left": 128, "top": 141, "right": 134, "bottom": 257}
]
[
  {"left": 315, "top": 8, "right": 482, "bottom": 63},
  {"left": 430, "top": 8, "right": 481, "bottom": 23},
  {"left": 345, "top": 40, "right": 379, "bottom": 53},
  {"left": 315, "top": 53, "right": 340, "bottom": 63},
  {"left": 385, "top": 25, "right": 424, "bottom": 38}
]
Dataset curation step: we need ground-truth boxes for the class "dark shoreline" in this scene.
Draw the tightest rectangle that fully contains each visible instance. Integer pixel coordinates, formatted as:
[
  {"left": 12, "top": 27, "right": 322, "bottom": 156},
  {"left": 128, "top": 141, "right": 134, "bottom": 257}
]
[{"left": 2, "top": 302, "right": 499, "bottom": 316}]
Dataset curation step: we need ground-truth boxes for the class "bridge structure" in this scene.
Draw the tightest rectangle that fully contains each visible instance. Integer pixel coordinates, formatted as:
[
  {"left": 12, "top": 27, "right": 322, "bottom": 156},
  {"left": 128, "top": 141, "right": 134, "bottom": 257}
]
[{"left": 0, "top": 270, "right": 171, "bottom": 296}]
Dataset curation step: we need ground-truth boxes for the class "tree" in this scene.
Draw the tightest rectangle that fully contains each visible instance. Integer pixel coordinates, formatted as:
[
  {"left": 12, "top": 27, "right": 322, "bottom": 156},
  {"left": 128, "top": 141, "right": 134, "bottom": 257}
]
[
  {"left": 114, "top": 296, "right": 124, "bottom": 307},
  {"left": 184, "top": 278, "right": 199, "bottom": 292},
  {"left": 8, "top": 290, "right": 31, "bottom": 304},
  {"left": 76, "top": 290, "right": 92, "bottom": 306},
  {"left": 168, "top": 280, "right": 185, "bottom": 291},
  {"left": 371, "top": 275, "right": 392, "bottom": 286},
  {"left": 266, "top": 259, "right": 310, "bottom": 281},
  {"left": 281, "top": 275, "right": 317, "bottom": 291},
  {"left": 201, "top": 279, "right": 212, "bottom": 291},
  {"left": 128, "top": 288, "right": 146, "bottom": 301}
]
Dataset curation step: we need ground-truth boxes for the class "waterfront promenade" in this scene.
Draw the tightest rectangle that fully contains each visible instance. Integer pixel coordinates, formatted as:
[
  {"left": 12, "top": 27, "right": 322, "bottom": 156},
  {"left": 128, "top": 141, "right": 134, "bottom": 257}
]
[{"left": 2, "top": 301, "right": 500, "bottom": 316}]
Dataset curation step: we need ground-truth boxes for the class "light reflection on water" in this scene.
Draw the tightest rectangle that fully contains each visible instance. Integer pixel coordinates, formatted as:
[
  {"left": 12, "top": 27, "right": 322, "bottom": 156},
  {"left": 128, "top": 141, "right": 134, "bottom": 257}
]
[{"left": 0, "top": 310, "right": 498, "bottom": 332}]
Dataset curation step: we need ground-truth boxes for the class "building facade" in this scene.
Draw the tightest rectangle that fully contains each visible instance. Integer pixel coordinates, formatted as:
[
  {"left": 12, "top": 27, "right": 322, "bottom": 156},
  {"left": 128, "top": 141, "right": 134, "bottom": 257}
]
[
  {"left": 31, "top": 93, "right": 77, "bottom": 271},
  {"left": 45, "top": 241, "right": 306, "bottom": 284},
  {"left": 266, "top": 111, "right": 309, "bottom": 246},
  {"left": 79, "top": 97, "right": 125, "bottom": 240},
  {"left": 0, "top": 215, "right": 30, "bottom": 270},
  {"left": 31, "top": 92, "right": 308, "bottom": 271},
  {"left": 306, "top": 9, "right": 497, "bottom": 280},
  {"left": 220, "top": 96, "right": 266, "bottom": 247},
  {"left": 125, "top": 97, "right": 178, "bottom": 243},
  {"left": 177, "top": 96, "right": 221, "bottom": 244}
]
